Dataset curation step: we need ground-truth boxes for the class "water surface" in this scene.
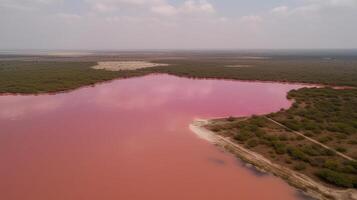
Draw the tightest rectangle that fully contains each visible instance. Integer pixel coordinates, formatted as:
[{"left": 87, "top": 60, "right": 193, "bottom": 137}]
[{"left": 0, "top": 74, "right": 306, "bottom": 200}]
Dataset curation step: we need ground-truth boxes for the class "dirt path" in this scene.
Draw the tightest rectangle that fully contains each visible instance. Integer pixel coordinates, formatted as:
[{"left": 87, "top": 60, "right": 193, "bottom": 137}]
[{"left": 264, "top": 117, "right": 356, "bottom": 162}]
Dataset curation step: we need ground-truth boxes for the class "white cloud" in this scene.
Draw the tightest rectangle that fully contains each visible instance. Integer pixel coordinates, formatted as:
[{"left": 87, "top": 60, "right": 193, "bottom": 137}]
[
  {"left": 240, "top": 15, "right": 263, "bottom": 23},
  {"left": 85, "top": 0, "right": 215, "bottom": 16},
  {"left": 308, "top": 0, "right": 357, "bottom": 7},
  {"left": 270, "top": 0, "right": 357, "bottom": 17},
  {"left": 57, "top": 13, "right": 82, "bottom": 21},
  {"left": 91, "top": 2, "right": 117, "bottom": 12},
  {"left": 0, "top": 0, "right": 60, "bottom": 10},
  {"left": 270, "top": 6, "right": 289, "bottom": 15},
  {"left": 151, "top": 4, "right": 178, "bottom": 16},
  {"left": 180, "top": 0, "right": 215, "bottom": 14}
]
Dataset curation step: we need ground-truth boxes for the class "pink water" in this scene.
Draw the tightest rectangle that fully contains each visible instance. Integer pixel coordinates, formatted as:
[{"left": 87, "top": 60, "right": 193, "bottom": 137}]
[{"left": 0, "top": 74, "right": 307, "bottom": 200}]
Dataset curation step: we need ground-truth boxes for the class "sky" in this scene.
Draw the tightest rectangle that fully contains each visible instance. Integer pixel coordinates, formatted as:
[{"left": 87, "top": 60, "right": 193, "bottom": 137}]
[{"left": 0, "top": 0, "right": 357, "bottom": 50}]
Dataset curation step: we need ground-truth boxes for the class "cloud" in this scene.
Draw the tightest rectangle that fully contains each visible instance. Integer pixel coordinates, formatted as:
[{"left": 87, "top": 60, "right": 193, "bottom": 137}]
[
  {"left": 151, "top": 4, "right": 178, "bottom": 16},
  {"left": 270, "top": 6, "right": 289, "bottom": 15},
  {"left": 179, "top": 0, "right": 215, "bottom": 14},
  {"left": 240, "top": 15, "right": 263, "bottom": 23},
  {"left": 57, "top": 13, "right": 82, "bottom": 21},
  {"left": 85, "top": 0, "right": 215, "bottom": 16},
  {"left": 150, "top": 0, "right": 215, "bottom": 16},
  {"left": 308, "top": 0, "right": 357, "bottom": 7},
  {"left": 0, "top": 0, "right": 60, "bottom": 10},
  {"left": 270, "top": 0, "right": 357, "bottom": 17},
  {"left": 0, "top": 0, "right": 356, "bottom": 49}
]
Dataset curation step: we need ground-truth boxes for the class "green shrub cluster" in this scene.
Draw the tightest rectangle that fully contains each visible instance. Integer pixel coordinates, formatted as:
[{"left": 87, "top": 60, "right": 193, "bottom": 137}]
[{"left": 316, "top": 169, "right": 357, "bottom": 188}]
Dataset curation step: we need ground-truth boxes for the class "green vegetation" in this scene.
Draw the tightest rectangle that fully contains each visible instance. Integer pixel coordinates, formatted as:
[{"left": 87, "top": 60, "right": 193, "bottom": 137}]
[
  {"left": 316, "top": 169, "right": 357, "bottom": 188},
  {"left": 0, "top": 61, "right": 149, "bottom": 94},
  {"left": 271, "top": 88, "right": 357, "bottom": 160},
  {"left": 149, "top": 58, "right": 357, "bottom": 87},
  {"left": 1, "top": 57, "right": 357, "bottom": 94},
  {"left": 207, "top": 88, "right": 357, "bottom": 188}
]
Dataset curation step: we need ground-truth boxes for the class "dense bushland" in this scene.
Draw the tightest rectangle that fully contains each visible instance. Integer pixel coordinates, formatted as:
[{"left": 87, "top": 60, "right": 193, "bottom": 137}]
[
  {"left": 0, "top": 61, "right": 149, "bottom": 94},
  {"left": 208, "top": 88, "right": 357, "bottom": 188}
]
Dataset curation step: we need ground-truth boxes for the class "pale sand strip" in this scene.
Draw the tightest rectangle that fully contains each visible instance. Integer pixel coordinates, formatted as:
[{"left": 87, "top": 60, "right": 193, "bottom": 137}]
[
  {"left": 92, "top": 61, "right": 169, "bottom": 71},
  {"left": 225, "top": 65, "right": 252, "bottom": 68},
  {"left": 190, "top": 119, "right": 357, "bottom": 200}
]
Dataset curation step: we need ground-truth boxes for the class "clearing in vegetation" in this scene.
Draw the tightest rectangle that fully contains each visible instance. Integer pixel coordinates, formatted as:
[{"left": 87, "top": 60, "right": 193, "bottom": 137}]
[{"left": 92, "top": 61, "right": 169, "bottom": 71}]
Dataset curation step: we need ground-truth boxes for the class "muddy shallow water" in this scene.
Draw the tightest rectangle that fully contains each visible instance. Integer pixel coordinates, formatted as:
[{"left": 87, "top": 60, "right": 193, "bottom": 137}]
[{"left": 0, "top": 74, "right": 307, "bottom": 200}]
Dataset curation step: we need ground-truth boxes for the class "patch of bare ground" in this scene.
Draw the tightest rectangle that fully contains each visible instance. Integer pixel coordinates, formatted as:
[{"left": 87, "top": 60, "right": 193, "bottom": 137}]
[
  {"left": 91, "top": 61, "right": 169, "bottom": 71},
  {"left": 225, "top": 64, "right": 252, "bottom": 68}
]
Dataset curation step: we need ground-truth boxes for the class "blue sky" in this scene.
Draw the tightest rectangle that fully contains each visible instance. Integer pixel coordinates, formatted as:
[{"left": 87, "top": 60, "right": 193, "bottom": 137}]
[{"left": 0, "top": 0, "right": 356, "bottom": 49}]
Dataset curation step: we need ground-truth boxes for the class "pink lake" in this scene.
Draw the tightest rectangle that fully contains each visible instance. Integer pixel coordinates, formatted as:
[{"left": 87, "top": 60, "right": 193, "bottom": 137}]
[{"left": 0, "top": 74, "right": 308, "bottom": 200}]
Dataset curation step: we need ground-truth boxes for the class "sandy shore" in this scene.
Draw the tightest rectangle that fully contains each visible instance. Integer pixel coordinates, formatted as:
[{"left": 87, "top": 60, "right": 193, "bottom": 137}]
[
  {"left": 190, "top": 119, "right": 357, "bottom": 200},
  {"left": 91, "top": 61, "right": 169, "bottom": 71},
  {"left": 225, "top": 64, "right": 252, "bottom": 68}
]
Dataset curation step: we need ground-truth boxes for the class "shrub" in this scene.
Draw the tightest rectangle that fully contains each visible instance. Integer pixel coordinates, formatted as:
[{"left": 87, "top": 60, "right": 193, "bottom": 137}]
[
  {"left": 323, "top": 159, "right": 340, "bottom": 171},
  {"left": 273, "top": 142, "right": 287, "bottom": 155},
  {"left": 211, "top": 127, "right": 221, "bottom": 132},
  {"left": 316, "top": 169, "right": 356, "bottom": 188},
  {"left": 287, "top": 147, "right": 309, "bottom": 162},
  {"left": 296, "top": 135, "right": 305, "bottom": 141},
  {"left": 318, "top": 136, "right": 333, "bottom": 144},
  {"left": 304, "top": 132, "right": 313, "bottom": 137},
  {"left": 345, "top": 161, "right": 357, "bottom": 170},
  {"left": 254, "top": 129, "right": 266, "bottom": 138},
  {"left": 263, "top": 135, "right": 279, "bottom": 142},
  {"left": 309, "top": 157, "right": 326, "bottom": 167},
  {"left": 278, "top": 135, "right": 288, "bottom": 141},
  {"left": 234, "top": 131, "right": 253, "bottom": 142},
  {"left": 285, "top": 159, "right": 292, "bottom": 164},
  {"left": 335, "top": 146, "right": 347, "bottom": 153},
  {"left": 302, "top": 145, "right": 320, "bottom": 156},
  {"left": 248, "top": 124, "right": 259, "bottom": 132},
  {"left": 227, "top": 116, "right": 235, "bottom": 122},
  {"left": 250, "top": 117, "right": 266, "bottom": 127},
  {"left": 348, "top": 140, "right": 357, "bottom": 145},
  {"left": 294, "top": 163, "right": 307, "bottom": 171},
  {"left": 322, "top": 149, "right": 336, "bottom": 156},
  {"left": 247, "top": 139, "right": 259, "bottom": 148}
]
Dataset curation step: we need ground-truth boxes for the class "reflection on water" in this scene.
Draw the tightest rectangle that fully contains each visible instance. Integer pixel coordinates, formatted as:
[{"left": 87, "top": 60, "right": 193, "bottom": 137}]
[
  {"left": 0, "top": 74, "right": 308, "bottom": 200},
  {"left": 207, "top": 157, "right": 227, "bottom": 166}
]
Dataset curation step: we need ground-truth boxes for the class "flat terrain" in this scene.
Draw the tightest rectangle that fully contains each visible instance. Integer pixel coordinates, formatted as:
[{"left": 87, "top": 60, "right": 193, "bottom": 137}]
[
  {"left": 0, "top": 51, "right": 356, "bottom": 197},
  {"left": 92, "top": 61, "right": 168, "bottom": 71},
  {"left": 0, "top": 61, "right": 148, "bottom": 94},
  {"left": 148, "top": 58, "right": 357, "bottom": 87},
  {"left": 206, "top": 88, "right": 357, "bottom": 189},
  {"left": 1, "top": 51, "right": 357, "bottom": 94}
]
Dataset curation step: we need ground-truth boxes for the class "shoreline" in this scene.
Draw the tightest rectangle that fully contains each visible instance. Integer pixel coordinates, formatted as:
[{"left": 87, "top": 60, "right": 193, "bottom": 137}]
[
  {"left": 190, "top": 119, "right": 357, "bottom": 200},
  {"left": 3, "top": 71, "right": 353, "bottom": 96}
]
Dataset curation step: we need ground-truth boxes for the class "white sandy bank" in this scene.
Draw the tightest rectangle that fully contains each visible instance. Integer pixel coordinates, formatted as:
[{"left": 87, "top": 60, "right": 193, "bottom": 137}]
[{"left": 92, "top": 61, "right": 169, "bottom": 71}]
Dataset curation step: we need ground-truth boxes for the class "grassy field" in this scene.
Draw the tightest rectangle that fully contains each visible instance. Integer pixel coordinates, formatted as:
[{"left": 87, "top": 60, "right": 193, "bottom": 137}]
[{"left": 206, "top": 88, "right": 357, "bottom": 188}]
